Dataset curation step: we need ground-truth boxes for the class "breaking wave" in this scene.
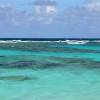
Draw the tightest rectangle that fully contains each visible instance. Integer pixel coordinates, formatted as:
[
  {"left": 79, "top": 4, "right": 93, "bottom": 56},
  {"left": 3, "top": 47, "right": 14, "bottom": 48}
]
[{"left": 0, "top": 39, "right": 100, "bottom": 44}]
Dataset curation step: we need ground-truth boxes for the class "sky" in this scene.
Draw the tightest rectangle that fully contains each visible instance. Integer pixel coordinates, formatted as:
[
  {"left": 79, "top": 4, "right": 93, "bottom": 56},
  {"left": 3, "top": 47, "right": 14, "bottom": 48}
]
[
  {"left": 0, "top": 0, "right": 100, "bottom": 38},
  {"left": 0, "top": 0, "right": 85, "bottom": 11}
]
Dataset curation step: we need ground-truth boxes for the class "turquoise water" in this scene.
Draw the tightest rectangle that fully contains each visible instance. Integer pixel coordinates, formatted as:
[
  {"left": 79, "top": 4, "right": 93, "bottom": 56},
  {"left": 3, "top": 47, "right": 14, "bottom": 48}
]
[{"left": 0, "top": 41, "right": 100, "bottom": 100}]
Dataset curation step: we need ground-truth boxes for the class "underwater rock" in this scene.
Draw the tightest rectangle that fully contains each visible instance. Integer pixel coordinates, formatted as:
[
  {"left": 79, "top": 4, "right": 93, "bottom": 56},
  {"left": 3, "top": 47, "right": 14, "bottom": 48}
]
[
  {"left": 85, "top": 61, "right": 100, "bottom": 69},
  {"left": 44, "top": 63, "right": 61, "bottom": 67},
  {"left": 0, "top": 56, "right": 6, "bottom": 57},
  {"left": 0, "top": 55, "right": 100, "bottom": 69},
  {"left": 50, "top": 57, "right": 90, "bottom": 63},
  {"left": 0, "top": 63, "right": 5, "bottom": 66},
  {"left": 49, "top": 57, "right": 100, "bottom": 69},
  {"left": 66, "top": 59, "right": 100, "bottom": 69},
  {"left": 38, "top": 62, "right": 63, "bottom": 69},
  {"left": 0, "top": 76, "right": 38, "bottom": 81},
  {"left": 5, "top": 61, "right": 36, "bottom": 68}
]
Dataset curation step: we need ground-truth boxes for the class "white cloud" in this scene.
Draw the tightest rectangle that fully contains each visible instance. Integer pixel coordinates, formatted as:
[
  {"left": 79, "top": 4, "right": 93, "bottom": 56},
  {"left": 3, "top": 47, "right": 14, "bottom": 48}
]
[{"left": 83, "top": 0, "right": 100, "bottom": 11}]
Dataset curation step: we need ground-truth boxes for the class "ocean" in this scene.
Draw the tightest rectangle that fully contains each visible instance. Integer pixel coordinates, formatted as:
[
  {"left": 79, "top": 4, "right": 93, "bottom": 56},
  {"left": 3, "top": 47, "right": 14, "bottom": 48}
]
[{"left": 0, "top": 39, "right": 100, "bottom": 100}]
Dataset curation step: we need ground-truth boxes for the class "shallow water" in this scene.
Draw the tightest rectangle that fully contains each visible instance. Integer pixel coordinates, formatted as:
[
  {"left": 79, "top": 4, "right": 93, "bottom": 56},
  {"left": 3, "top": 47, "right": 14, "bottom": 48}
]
[{"left": 0, "top": 41, "right": 100, "bottom": 100}]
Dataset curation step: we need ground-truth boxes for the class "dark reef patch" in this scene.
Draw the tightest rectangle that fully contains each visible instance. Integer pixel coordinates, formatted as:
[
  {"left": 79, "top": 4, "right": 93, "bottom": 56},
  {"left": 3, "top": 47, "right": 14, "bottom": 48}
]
[
  {"left": 48, "top": 57, "right": 100, "bottom": 69},
  {"left": 38, "top": 62, "right": 63, "bottom": 69},
  {"left": 0, "top": 60, "right": 37, "bottom": 69},
  {"left": 0, "top": 76, "right": 38, "bottom": 81},
  {"left": 0, "top": 56, "right": 6, "bottom": 57},
  {"left": 0, "top": 57, "right": 100, "bottom": 69},
  {"left": 5, "top": 61, "right": 36, "bottom": 69}
]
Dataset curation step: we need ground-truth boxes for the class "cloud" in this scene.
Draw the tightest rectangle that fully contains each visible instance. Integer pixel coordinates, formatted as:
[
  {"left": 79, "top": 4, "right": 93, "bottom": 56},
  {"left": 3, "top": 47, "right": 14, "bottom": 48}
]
[{"left": 82, "top": 0, "right": 100, "bottom": 11}]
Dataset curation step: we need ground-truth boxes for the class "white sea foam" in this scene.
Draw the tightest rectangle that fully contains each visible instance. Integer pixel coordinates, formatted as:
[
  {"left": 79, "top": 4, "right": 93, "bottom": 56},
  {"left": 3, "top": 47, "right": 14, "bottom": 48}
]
[
  {"left": 0, "top": 40, "right": 99, "bottom": 44},
  {"left": 0, "top": 40, "right": 33, "bottom": 43},
  {"left": 0, "top": 40, "right": 17, "bottom": 43},
  {"left": 93, "top": 40, "right": 100, "bottom": 43},
  {"left": 0, "top": 40, "right": 63, "bottom": 43},
  {"left": 65, "top": 40, "right": 89, "bottom": 44}
]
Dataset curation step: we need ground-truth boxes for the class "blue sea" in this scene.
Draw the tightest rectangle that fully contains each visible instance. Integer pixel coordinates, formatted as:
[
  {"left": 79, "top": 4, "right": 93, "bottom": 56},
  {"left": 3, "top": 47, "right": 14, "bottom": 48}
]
[{"left": 0, "top": 39, "right": 100, "bottom": 100}]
